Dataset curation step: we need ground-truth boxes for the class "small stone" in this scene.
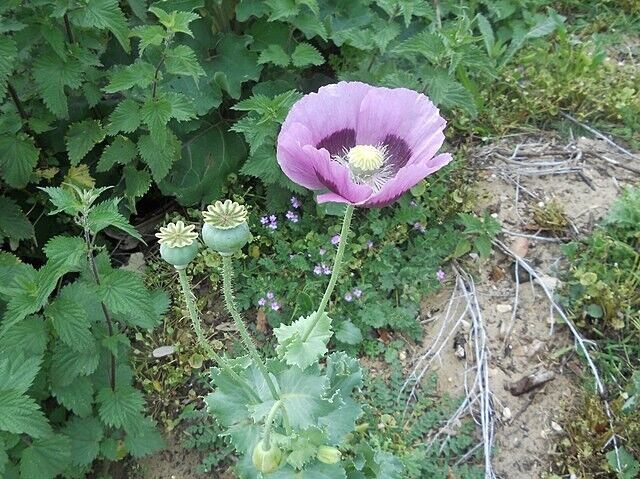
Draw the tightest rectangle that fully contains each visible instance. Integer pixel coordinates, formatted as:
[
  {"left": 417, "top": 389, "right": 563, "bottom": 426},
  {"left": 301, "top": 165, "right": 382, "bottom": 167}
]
[
  {"left": 526, "top": 339, "right": 545, "bottom": 358},
  {"left": 510, "top": 237, "right": 529, "bottom": 258},
  {"left": 551, "top": 421, "right": 563, "bottom": 432},
  {"left": 460, "top": 319, "right": 471, "bottom": 331},
  {"left": 496, "top": 304, "right": 513, "bottom": 313},
  {"left": 152, "top": 345, "right": 176, "bottom": 358},
  {"left": 399, "top": 350, "right": 407, "bottom": 362},
  {"left": 535, "top": 274, "right": 559, "bottom": 293},
  {"left": 502, "top": 407, "right": 512, "bottom": 421}
]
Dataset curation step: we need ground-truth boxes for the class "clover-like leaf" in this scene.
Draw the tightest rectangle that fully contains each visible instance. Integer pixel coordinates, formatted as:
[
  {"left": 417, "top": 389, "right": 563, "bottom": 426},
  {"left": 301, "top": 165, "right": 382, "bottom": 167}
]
[{"left": 274, "top": 312, "right": 333, "bottom": 370}]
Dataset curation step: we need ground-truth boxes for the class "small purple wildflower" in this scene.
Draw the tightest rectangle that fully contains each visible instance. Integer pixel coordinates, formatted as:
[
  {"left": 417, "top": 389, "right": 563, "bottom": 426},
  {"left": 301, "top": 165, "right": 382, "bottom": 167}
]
[
  {"left": 270, "top": 302, "right": 281, "bottom": 311},
  {"left": 266, "top": 291, "right": 274, "bottom": 300},
  {"left": 322, "top": 264, "right": 332, "bottom": 275},
  {"left": 331, "top": 234, "right": 341, "bottom": 245},
  {"left": 436, "top": 269, "right": 446, "bottom": 283},
  {"left": 290, "top": 196, "right": 301, "bottom": 209},
  {"left": 260, "top": 216, "right": 269, "bottom": 225},
  {"left": 413, "top": 222, "right": 426, "bottom": 233},
  {"left": 262, "top": 214, "right": 278, "bottom": 229},
  {"left": 319, "top": 248, "right": 326, "bottom": 256},
  {"left": 269, "top": 215, "right": 276, "bottom": 222},
  {"left": 367, "top": 241, "right": 374, "bottom": 249},
  {"left": 353, "top": 288, "right": 363, "bottom": 298},
  {"left": 257, "top": 298, "right": 266, "bottom": 306},
  {"left": 285, "top": 210, "right": 299, "bottom": 223},
  {"left": 344, "top": 292, "right": 353, "bottom": 302},
  {"left": 313, "top": 264, "right": 323, "bottom": 275}
]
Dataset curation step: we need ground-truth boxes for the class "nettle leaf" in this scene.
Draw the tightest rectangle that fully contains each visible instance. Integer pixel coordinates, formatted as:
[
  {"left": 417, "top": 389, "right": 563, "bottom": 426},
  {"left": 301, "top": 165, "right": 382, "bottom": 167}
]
[
  {"left": 148, "top": 7, "right": 199, "bottom": 36},
  {"left": 265, "top": 0, "right": 299, "bottom": 20},
  {"left": 104, "top": 61, "right": 155, "bottom": 93},
  {"left": 0, "top": 389, "right": 51, "bottom": 437},
  {"left": 131, "top": 25, "right": 166, "bottom": 56},
  {"left": 124, "top": 165, "right": 152, "bottom": 202},
  {"left": 66, "top": 119, "right": 105, "bottom": 165},
  {"left": 50, "top": 341, "right": 99, "bottom": 387},
  {"left": 106, "top": 99, "right": 142, "bottom": 135},
  {"left": 44, "top": 294, "right": 93, "bottom": 351},
  {"left": 160, "top": 120, "right": 246, "bottom": 205},
  {"left": 138, "top": 131, "right": 181, "bottom": 183},
  {"left": 211, "top": 34, "right": 262, "bottom": 99},
  {"left": 40, "top": 187, "right": 82, "bottom": 215},
  {"left": 33, "top": 51, "right": 83, "bottom": 118},
  {"left": 20, "top": 433, "right": 71, "bottom": 479},
  {"left": 97, "top": 385, "right": 145, "bottom": 431},
  {"left": 50, "top": 375, "right": 94, "bottom": 417},
  {"left": 165, "top": 44, "right": 205, "bottom": 80},
  {"left": 258, "top": 44, "right": 290, "bottom": 67},
  {"left": 274, "top": 312, "right": 333, "bottom": 370},
  {"left": 124, "top": 416, "right": 165, "bottom": 458},
  {"left": 0, "top": 196, "right": 34, "bottom": 243},
  {"left": 0, "top": 36, "right": 16, "bottom": 97},
  {"left": 64, "top": 416, "right": 104, "bottom": 466},
  {"left": 0, "top": 318, "right": 47, "bottom": 357},
  {"left": 165, "top": 91, "right": 197, "bottom": 121},
  {"left": 87, "top": 198, "right": 142, "bottom": 240},
  {"left": 44, "top": 235, "right": 87, "bottom": 271},
  {"left": 291, "top": 13, "right": 328, "bottom": 40},
  {"left": 291, "top": 42, "right": 324, "bottom": 67},
  {"left": 140, "top": 95, "right": 173, "bottom": 142},
  {"left": 69, "top": 0, "right": 130, "bottom": 52},
  {"left": 0, "top": 134, "right": 39, "bottom": 188},
  {"left": 97, "top": 268, "right": 158, "bottom": 328},
  {"left": 98, "top": 135, "right": 137, "bottom": 172},
  {"left": 0, "top": 353, "right": 42, "bottom": 395},
  {"left": 423, "top": 68, "right": 477, "bottom": 117}
]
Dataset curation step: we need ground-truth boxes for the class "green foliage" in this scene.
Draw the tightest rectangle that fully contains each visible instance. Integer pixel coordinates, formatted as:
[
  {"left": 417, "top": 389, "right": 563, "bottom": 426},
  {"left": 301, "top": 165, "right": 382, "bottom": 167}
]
[{"left": 0, "top": 185, "right": 166, "bottom": 475}]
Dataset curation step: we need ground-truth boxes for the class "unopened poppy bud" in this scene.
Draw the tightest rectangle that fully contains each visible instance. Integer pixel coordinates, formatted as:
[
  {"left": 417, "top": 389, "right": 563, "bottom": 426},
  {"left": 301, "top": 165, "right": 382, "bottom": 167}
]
[
  {"left": 252, "top": 440, "right": 282, "bottom": 473},
  {"left": 202, "top": 200, "right": 251, "bottom": 255},
  {"left": 155, "top": 221, "right": 200, "bottom": 269},
  {"left": 317, "top": 445, "right": 341, "bottom": 464}
]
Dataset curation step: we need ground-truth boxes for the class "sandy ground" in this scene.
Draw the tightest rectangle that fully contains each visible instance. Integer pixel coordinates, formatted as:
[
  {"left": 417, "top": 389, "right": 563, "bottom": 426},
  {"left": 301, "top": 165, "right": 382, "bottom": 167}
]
[{"left": 138, "top": 132, "right": 638, "bottom": 479}]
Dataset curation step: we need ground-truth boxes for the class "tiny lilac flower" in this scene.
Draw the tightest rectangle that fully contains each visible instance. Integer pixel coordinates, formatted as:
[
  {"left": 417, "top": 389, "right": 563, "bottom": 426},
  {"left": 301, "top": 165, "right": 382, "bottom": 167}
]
[
  {"left": 257, "top": 298, "right": 266, "bottom": 306},
  {"left": 285, "top": 210, "right": 299, "bottom": 223},
  {"left": 331, "top": 234, "right": 341, "bottom": 245},
  {"left": 313, "top": 264, "right": 323, "bottom": 275},
  {"left": 270, "top": 302, "right": 281, "bottom": 311},
  {"left": 260, "top": 216, "right": 269, "bottom": 225},
  {"left": 353, "top": 288, "right": 363, "bottom": 298},
  {"left": 266, "top": 291, "right": 274, "bottom": 300},
  {"left": 344, "top": 292, "right": 353, "bottom": 302},
  {"left": 322, "top": 264, "right": 332, "bottom": 275},
  {"left": 269, "top": 215, "right": 276, "bottom": 222},
  {"left": 290, "top": 196, "right": 301, "bottom": 209},
  {"left": 413, "top": 222, "right": 426, "bottom": 233},
  {"left": 276, "top": 82, "right": 451, "bottom": 208},
  {"left": 436, "top": 269, "right": 446, "bottom": 283},
  {"left": 319, "top": 248, "right": 326, "bottom": 256},
  {"left": 268, "top": 220, "right": 278, "bottom": 230},
  {"left": 367, "top": 241, "right": 374, "bottom": 249}
]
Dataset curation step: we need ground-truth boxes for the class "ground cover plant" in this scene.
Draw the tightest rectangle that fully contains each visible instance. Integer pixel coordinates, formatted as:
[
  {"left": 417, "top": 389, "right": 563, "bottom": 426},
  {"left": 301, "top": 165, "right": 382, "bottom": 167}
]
[{"left": 1, "top": 0, "right": 639, "bottom": 478}]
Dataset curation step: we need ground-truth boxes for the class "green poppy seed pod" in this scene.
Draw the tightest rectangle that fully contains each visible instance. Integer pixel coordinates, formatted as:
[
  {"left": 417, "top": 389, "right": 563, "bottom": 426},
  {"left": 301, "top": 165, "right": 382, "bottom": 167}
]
[
  {"left": 155, "top": 221, "right": 200, "bottom": 269},
  {"left": 159, "top": 242, "right": 199, "bottom": 269},
  {"left": 316, "top": 445, "right": 341, "bottom": 464},
  {"left": 201, "top": 200, "right": 251, "bottom": 256},
  {"left": 252, "top": 440, "right": 282, "bottom": 473}
]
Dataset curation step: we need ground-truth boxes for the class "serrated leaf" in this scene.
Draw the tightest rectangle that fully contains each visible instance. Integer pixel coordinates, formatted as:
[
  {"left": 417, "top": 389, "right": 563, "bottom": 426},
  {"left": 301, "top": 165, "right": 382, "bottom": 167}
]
[
  {"left": 138, "top": 132, "right": 180, "bottom": 182},
  {"left": 140, "top": 95, "right": 172, "bottom": 142},
  {"left": 476, "top": 13, "right": 495, "bottom": 55},
  {"left": 165, "top": 91, "right": 197, "bottom": 121},
  {"left": 423, "top": 69, "right": 477, "bottom": 117},
  {"left": 0, "top": 317, "right": 47, "bottom": 357},
  {"left": 274, "top": 312, "right": 333, "bottom": 370},
  {"left": 44, "top": 235, "right": 87, "bottom": 270},
  {"left": 33, "top": 51, "right": 83, "bottom": 118},
  {"left": 20, "top": 433, "right": 71, "bottom": 479},
  {"left": 0, "top": 390, "right": 51, "bottom": 437},
  {"left": 64, "top": 164, "right": 95, "bottom": 189},
  {"left": 50, "top": 375, "right": 94, "bottom": 417},
  {"left": 291, "top": 42, "right": 323, "bottom": 67},
  {"left": 149, "top": 7, "right": 199, "bottom": 36},
  {"left": 275, "top": 366, "right": 332, "bottom": 429},
  {"left": 87, "top": 198, "right": 142, "bottom": 241},
  {"left": 98, "top": 135, "right": 137, "bottom": 172},
  {"left": 131, "top": 25, "right": 166, "bottom": 56},
  {"left": 69, "top": 0, "right": 130, "bottom": 52},
  {"left": 66, "top": 119, "right": 105, "bottom": 165},
  {"left": 0, "top": 196, "right": 33, "bottom": 242},
  {"left": 0, "top": 134, "right": 38, "bottom": 188},
  {"left": 64, "top": 416, "right": 104, "bottom": 466},
  {"left": 104, "top": 61, "right": 155, "bottom": 93},
  {"left": 40, "top": 187, "right": 82, "bottom": 215},
  {"left": 97, "top": 268, "right": 157, "bottom": 327},
  {"left": 258, "top": 44, "right": 290, "bottom": 67},
  {"left": 124, "top": 416, "right": 165, "bottom": 458},
  {"left": 44, "top": 295, "right": 92, "bottom": 351},
  {"left": 291, "top": 13, "right": 328, "bottom": 40},
  {"left": 0, "top": 353, "right": 42, "bottom": 395},
  {"left": 50, "top": 341, "right": 99, "bottom": 387},
  {"left": 97, "top": 385, "right": 145, "bottom": 431},
  {"left": 124, "top": 165, "right": 151, "bottom": 201},
  {"left": 106, "top": 99, "right": 142, "bottom": 135},
  {"left": 335, "top": 320, "right": 362, "bottom": 345},
  {"left": 0, "top": 37, "right": 16, "bottom": 97},
  {"left": 165, "top": 44, "right": 205, "bottom": 80},
  {"left": 211, "top": 34, "right": 262, "bottom": 99},
  {"left": 265, "top": 0, "right": 298, "bottom": 20}
]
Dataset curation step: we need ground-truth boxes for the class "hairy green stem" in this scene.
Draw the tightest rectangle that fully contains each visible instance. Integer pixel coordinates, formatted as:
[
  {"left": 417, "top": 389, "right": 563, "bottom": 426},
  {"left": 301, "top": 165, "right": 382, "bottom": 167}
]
[
  {"left": 262, "top": 400, "right": 282, "bottom": 449},
  {"left": 302, "top": 205, "right": 355, "bottom": 342},
  {"left": 177, "top": 268, "right": 260, "bottom": 402},
  {"left": 221, "top": 255, "right": 279, "bottom": 399}
]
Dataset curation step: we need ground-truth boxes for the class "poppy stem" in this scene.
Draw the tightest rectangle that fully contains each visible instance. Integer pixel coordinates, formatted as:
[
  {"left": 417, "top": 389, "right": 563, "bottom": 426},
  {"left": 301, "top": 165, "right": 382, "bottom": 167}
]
[{"left": 302, "top": 204, "right": 355, "bottom": 342}]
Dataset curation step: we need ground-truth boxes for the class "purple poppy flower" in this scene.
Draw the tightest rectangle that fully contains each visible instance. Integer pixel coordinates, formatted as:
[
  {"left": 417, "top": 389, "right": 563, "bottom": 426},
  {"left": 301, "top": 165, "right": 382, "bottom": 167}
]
[
  {"left": 436, "top": 269, "right": 445, "bottom": 283},
  {"left": 344, "top": 292, "right": 353, "bottom": 302},
  {"left": 257, "top": 297, "right": 266, "bottom": 306},
  {"left": 276, "top": 82, "right": 452, "bottom": 208},
  {"left": 290, "top": 196, "right": 301, "bottom": 209},
  {"left": 331, "top": 234, "right": 341, "bottom": 245}
]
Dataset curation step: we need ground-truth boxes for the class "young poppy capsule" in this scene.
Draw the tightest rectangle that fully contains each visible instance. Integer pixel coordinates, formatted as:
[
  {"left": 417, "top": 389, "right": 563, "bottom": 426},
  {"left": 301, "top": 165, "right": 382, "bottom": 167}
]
[
  {"left": 155, "top": 221, "right": 200, "bottom": 269},
  {"left": 201, "top": 200, "right": 252, "bottom": 256},
  {"left": 251, "top": 440, "right": 282, "bottom": 473},
  {"left": 317, "top": 445, "right": 341, "bottom": 464}
]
